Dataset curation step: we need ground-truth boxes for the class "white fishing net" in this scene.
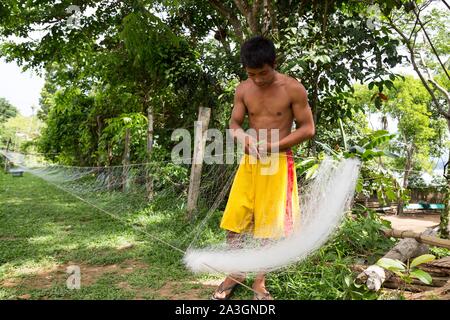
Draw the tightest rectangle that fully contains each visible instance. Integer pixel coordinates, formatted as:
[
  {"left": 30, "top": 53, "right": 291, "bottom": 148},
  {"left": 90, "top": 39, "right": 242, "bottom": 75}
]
[
  {"left": 184, "top": 157, "right": 361, "bottom": 274},
  {"left": 1, "top": 149, "right": 361, "bottom": 275}
]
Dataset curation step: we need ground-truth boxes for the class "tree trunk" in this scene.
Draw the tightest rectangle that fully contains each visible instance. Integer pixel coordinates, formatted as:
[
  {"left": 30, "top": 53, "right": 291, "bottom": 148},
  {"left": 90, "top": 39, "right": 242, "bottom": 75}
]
[
  {"left": 420, "top": 44, "right": 450, "bottom": 240},
  {"left": 356, "top": 227, "right": 437, "bottom": 291},
  {"left": 387, "top": 13, "right": 450, "bottom": 237},
  {"left": 397, "top": 145, "right": 414, "bottom": 215},
  {"left": 407, "top": 280, "right": 450, "bottom": 300},
  {"left": 441, "top": 174, "right": 450, "bottom": 239},
  {"left": 381, "top": 114, "right": 388, "bottom": 131},
  {"left": 187, "top": 106, "right": 211, "bottom": 220},
  {"left": 383, "top": 229, "right": 450, "bottom": 249},
  {"left": 382, "top": 278, "right": 440, "bottom": 293},
  {"left": 419, "top": 256, "right": 450, "bottom": 277},
  {"left": 352, "top": 263, "right": 450, "bottom": 293}
]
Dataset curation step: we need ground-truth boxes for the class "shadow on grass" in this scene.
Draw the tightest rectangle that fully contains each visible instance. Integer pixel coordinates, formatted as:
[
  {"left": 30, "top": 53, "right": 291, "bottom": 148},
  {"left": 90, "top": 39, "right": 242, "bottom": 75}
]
[{"left": 0, "top": 172, "right": 226, "bottom": 300}]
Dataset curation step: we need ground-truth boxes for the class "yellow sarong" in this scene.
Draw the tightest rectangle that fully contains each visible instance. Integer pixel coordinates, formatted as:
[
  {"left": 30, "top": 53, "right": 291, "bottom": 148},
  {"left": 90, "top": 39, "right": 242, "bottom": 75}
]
[{"left": 220, "top": 149, "right": 300, "bottom": 239}]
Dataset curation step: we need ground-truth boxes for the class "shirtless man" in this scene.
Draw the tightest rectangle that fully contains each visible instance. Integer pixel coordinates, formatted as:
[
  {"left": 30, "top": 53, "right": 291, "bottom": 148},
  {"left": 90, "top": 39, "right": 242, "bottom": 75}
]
[{"left": 212, "top": 36, "right": 315, "bottom": 300}]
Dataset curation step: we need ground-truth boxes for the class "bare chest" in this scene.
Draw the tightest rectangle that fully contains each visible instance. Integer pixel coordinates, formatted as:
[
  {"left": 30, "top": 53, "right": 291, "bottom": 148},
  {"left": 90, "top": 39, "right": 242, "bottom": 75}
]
[{"left": 243, "top": 87, "right": 292, "bottom": 119}]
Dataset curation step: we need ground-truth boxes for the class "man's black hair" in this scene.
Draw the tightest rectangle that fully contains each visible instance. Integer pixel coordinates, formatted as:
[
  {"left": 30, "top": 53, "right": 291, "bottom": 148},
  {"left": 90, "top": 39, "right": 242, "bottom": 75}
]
[{"left": 240, "top": 35, "right": 276, "bottom": 68}]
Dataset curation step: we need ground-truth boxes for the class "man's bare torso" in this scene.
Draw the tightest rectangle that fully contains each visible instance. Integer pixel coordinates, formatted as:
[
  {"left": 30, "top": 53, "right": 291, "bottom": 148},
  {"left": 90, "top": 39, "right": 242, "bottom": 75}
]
[{"left": 241, "top": 72, "right": 296, "bottom": 144}]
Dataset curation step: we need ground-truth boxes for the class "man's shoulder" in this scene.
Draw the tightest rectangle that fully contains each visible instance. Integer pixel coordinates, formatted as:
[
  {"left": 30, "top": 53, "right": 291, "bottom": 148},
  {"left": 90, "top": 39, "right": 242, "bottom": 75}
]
[
  {"left": 235, "top": 79, "right": 253, "bottom": 96},
  {"left": 279, "top": 73, "right": 303, "bottom": 87},
  {"left": 236, "top": 79, "right": 249, "bottom": 91},
  {"left": 237, "top": 79, "right": 252, "bottom": 88},
  {"left": 280, "top": 74, "right": 306, "bottom": 96}
]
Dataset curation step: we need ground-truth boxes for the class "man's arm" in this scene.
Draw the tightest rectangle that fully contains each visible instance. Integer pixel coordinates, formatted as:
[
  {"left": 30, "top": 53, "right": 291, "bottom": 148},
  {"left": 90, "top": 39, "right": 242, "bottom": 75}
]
[
  {"left": 229, "top": 83, "right": 247, "bottom": 139},
  {"left": 229, "top": 83, "right": 259, "bottom": 156},
  {"left": 272, "top": 80, "right": 315, "bottom": 151}
]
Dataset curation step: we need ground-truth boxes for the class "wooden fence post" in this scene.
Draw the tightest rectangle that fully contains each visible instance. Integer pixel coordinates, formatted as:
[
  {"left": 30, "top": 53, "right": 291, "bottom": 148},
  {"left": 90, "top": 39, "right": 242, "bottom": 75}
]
[
  {"left": 96, "top": 115, "right": 103, "bottom": 175},
  {"left": 146, "top": 105, "right": 154, "bottom": 201},
  {"left": 122, "top": 128, "right": 131, "bottom": 192},
  {"left": 107, "top": 144, "right": 113, "bottom": 190},
  {"left": 187, "top": 106, "right": 211, "bottom": 220},
  {"left": 4, "top": 138, "right": 11, "bottom": 172}
]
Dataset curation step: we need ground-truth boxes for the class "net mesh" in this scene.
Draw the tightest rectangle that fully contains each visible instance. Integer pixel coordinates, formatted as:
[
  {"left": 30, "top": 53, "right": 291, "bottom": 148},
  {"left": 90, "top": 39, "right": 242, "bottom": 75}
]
[{"left": 1, "top": 149, "right": 361, "bottom": 275}]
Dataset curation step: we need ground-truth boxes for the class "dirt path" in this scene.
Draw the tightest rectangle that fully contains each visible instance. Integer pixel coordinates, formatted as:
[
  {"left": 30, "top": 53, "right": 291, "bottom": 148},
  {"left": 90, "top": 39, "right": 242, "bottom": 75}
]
[
  {"left": 381, "top": 213, "right": 441, "bottom": 233},
  {"left": 1, "top": 258, "right": 222, "bottom": 300},
  {"left": 378, "top": 213, "right": 450, "bottom": 300}
]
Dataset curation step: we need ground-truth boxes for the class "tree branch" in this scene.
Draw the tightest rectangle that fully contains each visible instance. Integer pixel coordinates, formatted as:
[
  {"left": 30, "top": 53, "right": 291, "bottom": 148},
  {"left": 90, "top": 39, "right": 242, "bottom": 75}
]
[
  {"left": 322, "top": 0, "right": 329, "bottom": 34},
  {"left": 233, "top": 0, "right": 259, "bottom": 35},
  {"left": 429, "top": 79, "right": 450, "bottom": 107},
  {"left": 408, "top": 16, "right": 420, "bottom": 42},
  {"left": 386, "top": 15, "right": 448, "bottom": 120},
  {"left": 267, "top": 0, "right": 278, "bottom": 36},
  {"left": 412, "top": 3, "right": 450, "bottom": 80},
  {"left": 208, "top": 0, "right": 244, "bottom": 42},
  {"left": 421, "top": 51, "right": 450, "bottom": 109},
  {"left": 250, "top": 0, "right": 263, "bottom": 34},
  {"left": 233, "top": 0, "right": 251, "bottom": 17},
  {"left": 443, "top": 0, "right": 450, "bottom": 11}
]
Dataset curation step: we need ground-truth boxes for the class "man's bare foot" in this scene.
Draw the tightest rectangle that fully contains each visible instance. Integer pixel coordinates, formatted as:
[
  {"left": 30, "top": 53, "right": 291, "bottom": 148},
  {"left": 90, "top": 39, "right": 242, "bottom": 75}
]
[
  {"left": 252, "top": 280, "right": 274, "bottom": 300},
  {"left": 253, "top": 290, "right": 273, "bottom": 300}
]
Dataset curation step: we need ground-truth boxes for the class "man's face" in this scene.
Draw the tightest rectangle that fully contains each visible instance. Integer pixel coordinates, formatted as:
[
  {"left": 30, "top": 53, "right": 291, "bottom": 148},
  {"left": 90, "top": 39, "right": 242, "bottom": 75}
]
[{"left": 245, "top": 64, "right": 275, "bottom": 88}]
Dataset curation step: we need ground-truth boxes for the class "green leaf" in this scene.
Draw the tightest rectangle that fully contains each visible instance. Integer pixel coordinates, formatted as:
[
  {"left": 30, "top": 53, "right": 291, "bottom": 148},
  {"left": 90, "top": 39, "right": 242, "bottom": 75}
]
[
  {"left": 361, "top": 149, "right": 384, "bottom": 160},
  {"left": 376, "top": 258, "right": 406, "bottom": 272},
  {"left": 385, "top": 189, "right": 397, "bottom": 201},
  {"left": 344, "top": 276, "right": 351, "bottom": 287},
  {"left": 305, "top": 164, "right": 319, "bottom": 180},
  {"left": 355, "top": 177, "right": 363, "bottom": 193},
  {"left": 362, "top": 132, "right": 395, "bottom": 149},
  {"left": 384, "top": 80, "right": 394, "bottom": 89},
  {"left": 319, "top": 55, "right": 331, "bottom": 64},
  {"left": 374, "top": 96, "right": 382, "bottom": 109},
  {"left": 410, "top": 269, "right": 433, "bottom": 285},
  {"left": 410, "top": 254, "right": 435, "bottom": 268},
  {"left": 315, "top": 141, "right": 339, "bottom": 156},
  {"left": 296, "top": 158, "right": 316, "bottom": 168}
]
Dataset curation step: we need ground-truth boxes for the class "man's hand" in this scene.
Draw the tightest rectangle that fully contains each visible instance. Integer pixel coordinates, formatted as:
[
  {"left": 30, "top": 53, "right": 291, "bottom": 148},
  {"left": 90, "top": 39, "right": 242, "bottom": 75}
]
[
  {"left": 241, "top": 134, "right": 260, "bottom": 158},
  {"left": 257, "top": 140, "right": 269, "bottom": 157},
  {"left": 257, "top": 141, "right": 280, "bottom": 156}
]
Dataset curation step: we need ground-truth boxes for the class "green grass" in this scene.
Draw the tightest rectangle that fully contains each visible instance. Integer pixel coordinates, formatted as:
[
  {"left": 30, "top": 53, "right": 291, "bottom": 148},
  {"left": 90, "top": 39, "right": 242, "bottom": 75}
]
[
  {"left": 0, "top": 170, "right": 402, "bottom": 300},
  {"left": 0, "top": 171, "right": 224, "bottom": 300}
]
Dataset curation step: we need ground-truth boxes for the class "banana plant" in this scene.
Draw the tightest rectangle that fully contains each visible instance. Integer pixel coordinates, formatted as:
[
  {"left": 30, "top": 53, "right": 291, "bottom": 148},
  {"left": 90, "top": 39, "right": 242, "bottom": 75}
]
[
  {"left": 345, "top": 130, "right": 398, "bottom": 161},
  {"left": 298, "top": 130, "right": 399, "bottom": 181}
]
